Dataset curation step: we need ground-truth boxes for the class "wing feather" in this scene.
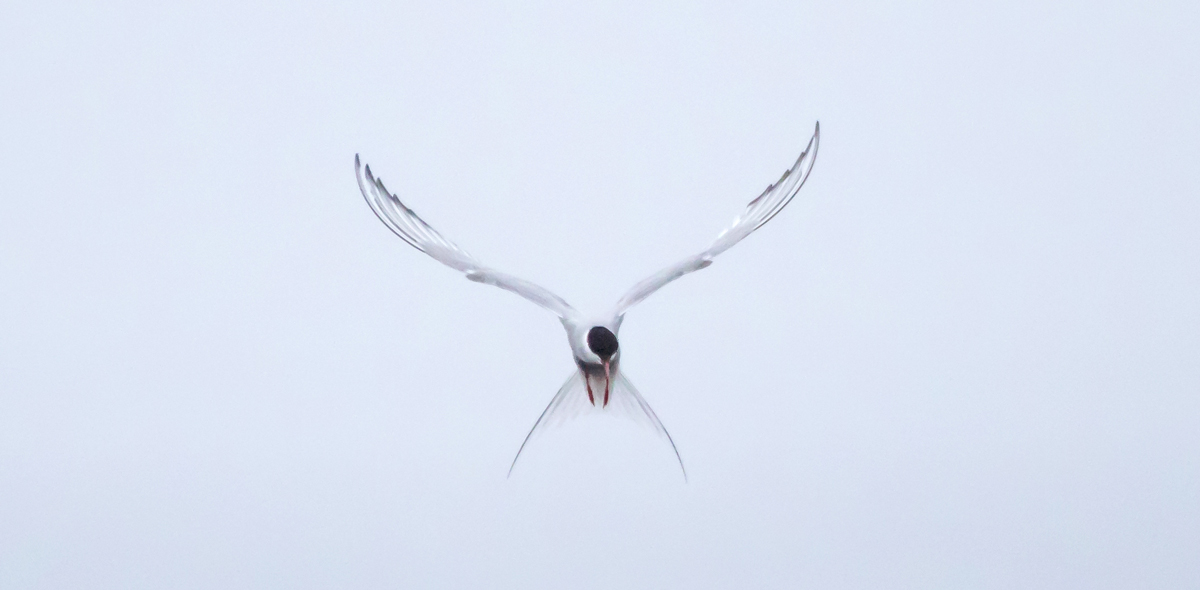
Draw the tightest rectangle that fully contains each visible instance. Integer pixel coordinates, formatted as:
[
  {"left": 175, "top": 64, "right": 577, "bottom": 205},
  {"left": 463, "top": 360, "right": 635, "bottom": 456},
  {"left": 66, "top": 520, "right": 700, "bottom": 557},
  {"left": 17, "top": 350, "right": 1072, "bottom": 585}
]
[
  {"left": 356, "top": 155, "right": 578, "bottom": 319},
  {"left": 612, "top": 123, "right": 820, "bottom": 317}
]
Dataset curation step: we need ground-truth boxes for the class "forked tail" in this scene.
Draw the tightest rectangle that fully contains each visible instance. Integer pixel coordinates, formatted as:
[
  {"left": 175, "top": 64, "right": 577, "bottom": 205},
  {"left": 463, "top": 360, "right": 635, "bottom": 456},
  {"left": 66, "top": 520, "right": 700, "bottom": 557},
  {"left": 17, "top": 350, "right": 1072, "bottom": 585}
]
[
  {"left": 508, "top": 371, "right": 687, "bottom": 480},
  {"left": 507, "top": 371, "right": 588, "bottom": 477}
]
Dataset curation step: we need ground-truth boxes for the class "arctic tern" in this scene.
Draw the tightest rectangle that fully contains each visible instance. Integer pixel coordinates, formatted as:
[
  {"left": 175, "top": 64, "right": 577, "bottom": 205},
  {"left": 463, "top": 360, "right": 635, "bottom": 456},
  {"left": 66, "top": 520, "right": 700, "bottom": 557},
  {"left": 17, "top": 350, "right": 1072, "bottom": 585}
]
[{"left": 356, "top": 122, "right": 819, "bottom": 479}]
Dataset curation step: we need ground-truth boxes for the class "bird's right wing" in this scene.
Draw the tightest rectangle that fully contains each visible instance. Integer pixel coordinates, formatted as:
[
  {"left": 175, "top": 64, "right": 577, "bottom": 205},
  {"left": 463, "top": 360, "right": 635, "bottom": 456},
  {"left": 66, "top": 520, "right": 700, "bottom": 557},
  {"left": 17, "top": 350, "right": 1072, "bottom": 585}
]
[
  {"left": 356, "top": 155, "right": 578, "bottom": 320},
  {"left": 611, "top": 123, "right": 819, "bottom": 318}
]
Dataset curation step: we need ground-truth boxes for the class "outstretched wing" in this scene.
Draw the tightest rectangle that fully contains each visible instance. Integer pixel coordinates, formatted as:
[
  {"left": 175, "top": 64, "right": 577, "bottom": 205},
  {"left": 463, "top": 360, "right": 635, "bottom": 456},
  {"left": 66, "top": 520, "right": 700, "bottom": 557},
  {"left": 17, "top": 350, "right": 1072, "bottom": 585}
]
[
  {"left": 356, "top": 155, "right": 578, "bottom": 320},
  {"left": 611, "top": 123, "right": 820, "bottom": 318}
]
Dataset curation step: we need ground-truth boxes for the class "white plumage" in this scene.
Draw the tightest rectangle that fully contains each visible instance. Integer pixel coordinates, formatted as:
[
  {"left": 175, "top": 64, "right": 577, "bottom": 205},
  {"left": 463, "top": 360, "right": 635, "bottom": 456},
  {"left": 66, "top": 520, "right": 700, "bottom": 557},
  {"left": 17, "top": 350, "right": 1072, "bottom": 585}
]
[{"left": 356, "top": 122, "right": 820, "bottom": 479}]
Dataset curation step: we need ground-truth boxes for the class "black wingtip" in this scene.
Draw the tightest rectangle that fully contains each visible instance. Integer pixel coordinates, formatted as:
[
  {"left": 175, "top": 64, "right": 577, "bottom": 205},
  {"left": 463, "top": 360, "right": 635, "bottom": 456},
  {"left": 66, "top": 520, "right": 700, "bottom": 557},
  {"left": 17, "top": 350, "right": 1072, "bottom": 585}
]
[{"left": 804, "top": 121, "right": 820, "bottom": 158}]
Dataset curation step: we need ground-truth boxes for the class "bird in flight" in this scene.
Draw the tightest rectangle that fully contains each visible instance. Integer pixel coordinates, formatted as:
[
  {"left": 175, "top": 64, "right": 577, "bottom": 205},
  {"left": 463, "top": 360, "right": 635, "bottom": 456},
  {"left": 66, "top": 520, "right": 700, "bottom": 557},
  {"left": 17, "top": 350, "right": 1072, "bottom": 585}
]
[{"left": 356, "top": 122, "right": 819, "bottom": 479}]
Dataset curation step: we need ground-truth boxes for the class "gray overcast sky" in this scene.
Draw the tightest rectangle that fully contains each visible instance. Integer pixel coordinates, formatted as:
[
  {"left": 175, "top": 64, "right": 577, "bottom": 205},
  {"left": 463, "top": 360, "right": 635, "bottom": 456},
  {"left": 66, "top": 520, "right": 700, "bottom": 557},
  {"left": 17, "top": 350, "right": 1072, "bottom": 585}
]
[{"left": 1, "top": 1, "right": 1197, "bottom": 588}]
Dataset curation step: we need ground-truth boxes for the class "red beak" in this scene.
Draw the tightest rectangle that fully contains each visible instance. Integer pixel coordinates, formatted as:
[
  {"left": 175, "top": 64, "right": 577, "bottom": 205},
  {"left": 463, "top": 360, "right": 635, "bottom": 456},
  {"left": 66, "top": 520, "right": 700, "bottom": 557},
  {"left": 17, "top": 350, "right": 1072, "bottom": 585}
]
[{"left": 602, "top": 361, "right": 611, "bottom": 407}]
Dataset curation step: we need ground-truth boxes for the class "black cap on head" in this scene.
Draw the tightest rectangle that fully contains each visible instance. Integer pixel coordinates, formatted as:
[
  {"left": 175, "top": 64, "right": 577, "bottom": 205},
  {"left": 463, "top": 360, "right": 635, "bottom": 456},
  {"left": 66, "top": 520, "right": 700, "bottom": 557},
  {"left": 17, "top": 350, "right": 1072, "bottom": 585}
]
[{"left": 586, "top": 326, "right": 619, "bottom": 360}]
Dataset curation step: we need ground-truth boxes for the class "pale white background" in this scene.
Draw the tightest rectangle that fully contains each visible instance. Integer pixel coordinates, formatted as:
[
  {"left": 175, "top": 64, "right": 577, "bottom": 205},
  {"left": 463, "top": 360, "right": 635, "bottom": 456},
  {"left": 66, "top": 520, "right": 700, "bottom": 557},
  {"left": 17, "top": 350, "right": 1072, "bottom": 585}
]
[{"left": 2, "top": 1, "right": 1197, "bottom": 588}]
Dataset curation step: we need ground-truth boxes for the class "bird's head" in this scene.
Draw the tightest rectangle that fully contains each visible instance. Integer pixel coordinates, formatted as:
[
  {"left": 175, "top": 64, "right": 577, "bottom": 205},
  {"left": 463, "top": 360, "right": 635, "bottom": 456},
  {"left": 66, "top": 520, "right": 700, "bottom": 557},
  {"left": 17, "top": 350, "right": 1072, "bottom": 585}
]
[{"left": 586, "top": 326, "right": 619, "bottom": 361}]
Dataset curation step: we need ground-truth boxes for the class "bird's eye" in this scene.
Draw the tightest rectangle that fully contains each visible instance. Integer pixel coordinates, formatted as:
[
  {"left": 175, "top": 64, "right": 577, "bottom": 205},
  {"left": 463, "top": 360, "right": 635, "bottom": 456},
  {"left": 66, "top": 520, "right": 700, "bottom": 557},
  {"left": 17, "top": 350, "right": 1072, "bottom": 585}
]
[{"left": 586, "top": 326, "right": 619, "bottom": 359}]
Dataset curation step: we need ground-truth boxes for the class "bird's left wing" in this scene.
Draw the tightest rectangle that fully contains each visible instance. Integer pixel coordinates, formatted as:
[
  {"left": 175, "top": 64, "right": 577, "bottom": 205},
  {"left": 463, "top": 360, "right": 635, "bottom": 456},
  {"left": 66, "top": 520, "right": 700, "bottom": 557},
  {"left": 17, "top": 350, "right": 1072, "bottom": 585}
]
[
  {"left": 611, "top": 123, "right": 819, "bottom": 318},
  {"left": 356, "top": 155, "right": 578, "bottom": 320}
]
